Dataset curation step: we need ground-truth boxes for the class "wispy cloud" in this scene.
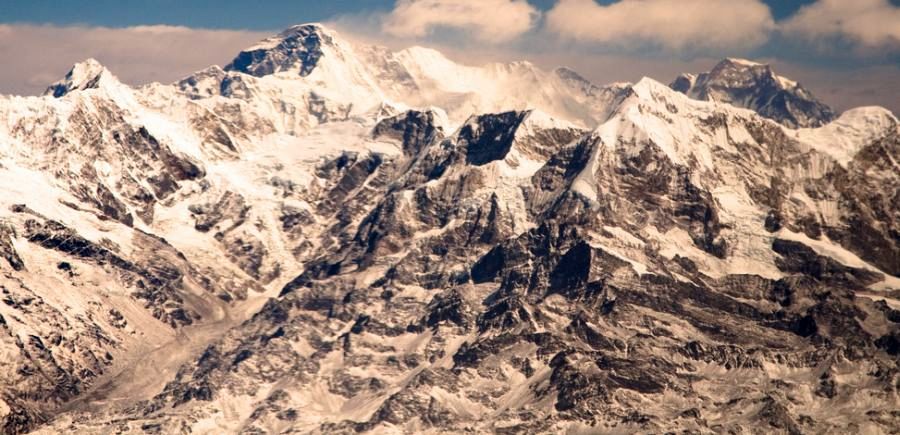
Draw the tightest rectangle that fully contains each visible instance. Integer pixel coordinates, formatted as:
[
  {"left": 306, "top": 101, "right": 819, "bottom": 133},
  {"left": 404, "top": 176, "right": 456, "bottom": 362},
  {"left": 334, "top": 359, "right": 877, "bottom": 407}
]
[
  {"left": 381, "top": 0, "right": 540, "bottom": 42},
  {"left": 329, "top": 0, "right": 900, "bottom": 114},
  {"left": 1, "top": 4, "right": 897, "bottom": 115},
  {"left": 779, "top": 0, "right": 900, "bottom": 49},
  {"left": 0, "top": 24, "right": 267, "bottom": 96},
  {"left": 544, "top": 0, "right": 775, "bottom": 52}
]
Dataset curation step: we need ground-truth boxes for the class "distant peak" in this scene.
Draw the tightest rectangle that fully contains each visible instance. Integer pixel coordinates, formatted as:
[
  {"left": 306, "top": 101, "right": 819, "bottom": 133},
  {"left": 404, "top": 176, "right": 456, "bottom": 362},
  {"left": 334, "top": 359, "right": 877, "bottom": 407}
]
[
  {"left": 45, "top": 58, "right": 117, "bottom": 98},
  {"left": 274, "top": 23, "right": 342, "bottom": 46},
  {"left": 721, "top": 57, "right": 765, "bottom": 68},
  {"left": 669, "top": 57, "right": 836, "bottom": 128},
  {"left": 670, "top": 73, "right": 697, "bottom": 94},
  {"left": 554, "top": 67, "right": 587, "bottom": 81},
  {"left": 633, "top": 76, "right": 670, "bottom": 93},
  {"left": 74, "top": 57, "right": 105, "bottom": 71},
  {"left": 397, "top": 46, "right": 453, "bottom": 63},
  {"left": 708, "top": 58, "right": 809, "bottom": 93},
  {"left": 709, "top": 57, "right": 773, "bottom": 76},
  {"left": 278, "top": 22, "right": 331, "bottom": 37},
  {"left": 225, "top": 23, "right": 340, "bottom": 78},
  {"left": 833, "top": 106, "right": 897, "bottom": 127},
  {"left": 629, "top": 76, "right": 687, "bottom": 105}
]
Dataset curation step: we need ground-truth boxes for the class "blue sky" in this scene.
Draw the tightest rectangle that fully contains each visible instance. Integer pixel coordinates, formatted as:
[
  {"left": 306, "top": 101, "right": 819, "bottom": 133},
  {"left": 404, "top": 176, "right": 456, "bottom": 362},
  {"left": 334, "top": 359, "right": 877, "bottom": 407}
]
[
  {"left": 0, "top": 0, "right": 897, "bottom": 112},
  {"left": 0, "top": 0, "right": 826, "bottom": 29}
]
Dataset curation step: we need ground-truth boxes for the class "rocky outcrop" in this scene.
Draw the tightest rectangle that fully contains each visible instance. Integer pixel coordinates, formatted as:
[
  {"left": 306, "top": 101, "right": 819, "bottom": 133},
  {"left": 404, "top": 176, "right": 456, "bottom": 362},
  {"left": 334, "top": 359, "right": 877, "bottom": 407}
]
[{"left": 0, "top": 223, "right": 24, "bottom": 271}]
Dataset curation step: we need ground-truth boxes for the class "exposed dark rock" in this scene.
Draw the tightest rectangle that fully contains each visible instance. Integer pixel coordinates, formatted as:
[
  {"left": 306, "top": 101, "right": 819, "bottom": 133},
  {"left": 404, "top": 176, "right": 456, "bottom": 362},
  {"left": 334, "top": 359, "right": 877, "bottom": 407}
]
[
  {"left": 8, "top": 27, "right": 900, "bottom": 435},
  {"left": 875, "top": 332, "right": 900, "bottom": 356},
  {"left": 421, "top": 289, "right": 469, "bottom": 329},
  {"left": 188, "top": 191, "right": 249, "bottom": 233},
  {"left": 372, "top": 110, "right": 444, "bottom": 158},
  {"left": 757, "top": 396, "right": 803, "bottom": 435},
  {"left": 225, "top": 24, "right": 327, "bottom": 77},
  {"left": 671, "top": 58, "right": 835, "bottom": 128},
  {"left": 0, "top": 225, "right": 25, "bottom": 271},
  {"left": 461, "top": 111, "right": 529, "bottom": 166},
  {"left": 471, "top": 246, "right": 506, "bottom": 284},
  {"left": 772, "top": 239, "right": 883, "bottom": 286}
]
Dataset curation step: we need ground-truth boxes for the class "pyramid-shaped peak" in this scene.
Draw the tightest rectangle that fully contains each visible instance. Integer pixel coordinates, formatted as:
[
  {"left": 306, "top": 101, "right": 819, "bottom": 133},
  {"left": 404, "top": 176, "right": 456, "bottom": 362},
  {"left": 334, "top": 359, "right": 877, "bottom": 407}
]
[
  {"left": 708, "top": 58, "right": 776, "bottom": 80},
  {"left": 224, "top": 23, "right": 344, "bottom": 78},
  {"left": 706, "top": 58, "right": 808, "bottom": 92},
  {"left": 277, "top": 22, "right": 335, "bottom": 38},
  {"left": 45, "top": 58, "right": 117, "bottom": 98},
  {"left": 721, "top": 57, "right": 767, "bottom": 68},
  {"left": 633, "top": 76, "right": 676, "bottom": 95},
  {"left": 669, "top": 57, "right": 835, "bottom": 128},
  {"left": 71, "top": 58, "right": 106, "bottom": 74}
]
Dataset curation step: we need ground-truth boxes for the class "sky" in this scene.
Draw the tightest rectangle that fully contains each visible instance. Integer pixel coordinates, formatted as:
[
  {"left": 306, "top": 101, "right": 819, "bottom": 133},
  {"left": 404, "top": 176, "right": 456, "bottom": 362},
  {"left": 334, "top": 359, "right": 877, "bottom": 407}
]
[{"left": 0, "top": 0, "right": 898, "bottom": 112}]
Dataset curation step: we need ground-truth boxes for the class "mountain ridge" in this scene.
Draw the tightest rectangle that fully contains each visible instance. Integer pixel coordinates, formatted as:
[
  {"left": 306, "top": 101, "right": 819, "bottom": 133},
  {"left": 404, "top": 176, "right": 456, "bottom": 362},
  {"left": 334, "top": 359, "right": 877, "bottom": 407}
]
[{"left": 0, "top": 22, "right": 898, "bottom": 434}]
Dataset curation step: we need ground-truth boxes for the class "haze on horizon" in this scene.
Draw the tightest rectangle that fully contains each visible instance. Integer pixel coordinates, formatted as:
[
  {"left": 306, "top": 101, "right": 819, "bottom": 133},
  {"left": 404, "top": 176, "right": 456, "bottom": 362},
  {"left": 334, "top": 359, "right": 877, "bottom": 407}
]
[{"left": 0, "top": 0, "right": 898, "bottom": 113}]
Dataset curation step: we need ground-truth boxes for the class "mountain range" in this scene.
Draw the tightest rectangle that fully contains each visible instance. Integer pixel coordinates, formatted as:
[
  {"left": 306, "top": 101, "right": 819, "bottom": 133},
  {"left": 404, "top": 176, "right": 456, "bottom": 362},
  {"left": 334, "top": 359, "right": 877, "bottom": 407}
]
[{"left": 0, "top": 23, "right": 898, "bottom": 434}]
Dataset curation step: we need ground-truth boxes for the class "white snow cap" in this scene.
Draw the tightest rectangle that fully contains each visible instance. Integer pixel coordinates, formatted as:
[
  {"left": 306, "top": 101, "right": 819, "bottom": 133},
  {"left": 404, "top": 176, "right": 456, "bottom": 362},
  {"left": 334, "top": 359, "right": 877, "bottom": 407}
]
[
  {"left": 45, "top": 58, "right": 117, "bottom": 97},
  {"left": 723, "top": 57, "right": 764, "bottom": 67}
]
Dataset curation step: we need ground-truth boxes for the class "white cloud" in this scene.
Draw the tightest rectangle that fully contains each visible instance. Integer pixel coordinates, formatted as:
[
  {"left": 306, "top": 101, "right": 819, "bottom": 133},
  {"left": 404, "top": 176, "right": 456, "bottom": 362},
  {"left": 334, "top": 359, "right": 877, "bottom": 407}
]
[
  {"left": 381, "top": 0, "right": 540, "bottom": 42},
  {"left": 0, "top": 24, "right": 268, "bottom": 96},
  {"left": 2, "top": 19, "right": 898, "bottom": 117},
  {"left": 780, "top": 0, "right": 900, "bottom": 48},
  {"left": 544, "top": 0, "right": 775, "bottom": 51}
]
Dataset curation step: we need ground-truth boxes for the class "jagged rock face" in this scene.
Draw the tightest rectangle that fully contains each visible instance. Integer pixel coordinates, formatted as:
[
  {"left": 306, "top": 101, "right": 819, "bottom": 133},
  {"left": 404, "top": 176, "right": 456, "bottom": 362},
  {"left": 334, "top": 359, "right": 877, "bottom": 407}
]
[
  {"left": 372, "top": 110, "right": 444, "bottom": 158},
  {"left": 672, "top": 58, "right": 836, "bottom": 128},
  {"left": 224, "top": 24, "right": 327, "bottom": 77},
  {"left": 0, "top": 23, "right": 898, "bottom": 435},
  {"left": 73, "top": 92, "right": 898, "bottom": 433},
  {"left": 826, "top": 131, "right": 900, "bottom": 275},
  {"left": 461, "top": 111, "right": 530, "bottom": 165}
]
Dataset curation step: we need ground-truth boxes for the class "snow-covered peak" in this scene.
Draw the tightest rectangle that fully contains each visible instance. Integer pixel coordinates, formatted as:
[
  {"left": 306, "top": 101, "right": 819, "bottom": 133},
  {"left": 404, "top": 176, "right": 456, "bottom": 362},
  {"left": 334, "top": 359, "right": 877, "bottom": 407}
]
[
  {"left": 45, "top": 58, "right": 119, "bottom": 97},
  {"left": 706, "top": 58, "right": 776, "bottom": 88},
  {"left": 395, "top": 45, "right": 456, "bottom": 68},
  {"left": 175, "top": 65, "right": 227, "bottom": 99},
  {"left": 669, "top": 73, "right": 697, "bottom": 95},
  {"left": 390, "top": 45, "right": 476, "bottom": 93},
  {"left": 710, "top": 58, "right": 801, "bottom": 92},
  {"left": 277, "top": 22, "right": 332, "bottom": 39},
  {"left": 723, "top": 57, "right": 764, "bottom": 67},
  {"left": 633, "top": 76, "right": 681, "bottom": 98},
  {"left": 166, "top": 23, "right": 632, "bottom": 130},
  {"left": 795, "top": 106, "right": 898, "bottom": 166},
  {"left": 631, "top": 76, "right": 701, "bottom": 111},
  {"left": 671, "top": 57, "right": 836, "bottom": 128},
  {"left": 224, "top": 23, "right": 340, "bottom": 78},
  {"left": 554, "top": 67, "right": 589, "bottom": 83},
  {"left": 6, "top": 20, "right": 900, "bottom": 435},
  {"left": 838, "top": 105, "right": 898, "bottom": 126}
]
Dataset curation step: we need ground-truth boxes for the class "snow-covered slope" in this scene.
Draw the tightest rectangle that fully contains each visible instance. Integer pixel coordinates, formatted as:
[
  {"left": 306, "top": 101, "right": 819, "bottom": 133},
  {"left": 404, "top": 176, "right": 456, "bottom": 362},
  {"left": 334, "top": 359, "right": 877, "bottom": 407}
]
[
  {"left": 174, "top": 24, "right": 631, "bottom": 131},
  {"left": 794, "top": 105, "right": 898, "bottom": 166},
  {"left": 0, "top": 23, "right": 898, "bottom": 434}
]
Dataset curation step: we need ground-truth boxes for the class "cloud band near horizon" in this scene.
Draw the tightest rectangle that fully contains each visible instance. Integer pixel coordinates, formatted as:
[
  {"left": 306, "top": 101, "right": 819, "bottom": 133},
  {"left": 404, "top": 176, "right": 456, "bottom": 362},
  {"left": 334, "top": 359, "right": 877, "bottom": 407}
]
[{"left": 0, "top": 1, "right": 897, "bottom": 114}]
